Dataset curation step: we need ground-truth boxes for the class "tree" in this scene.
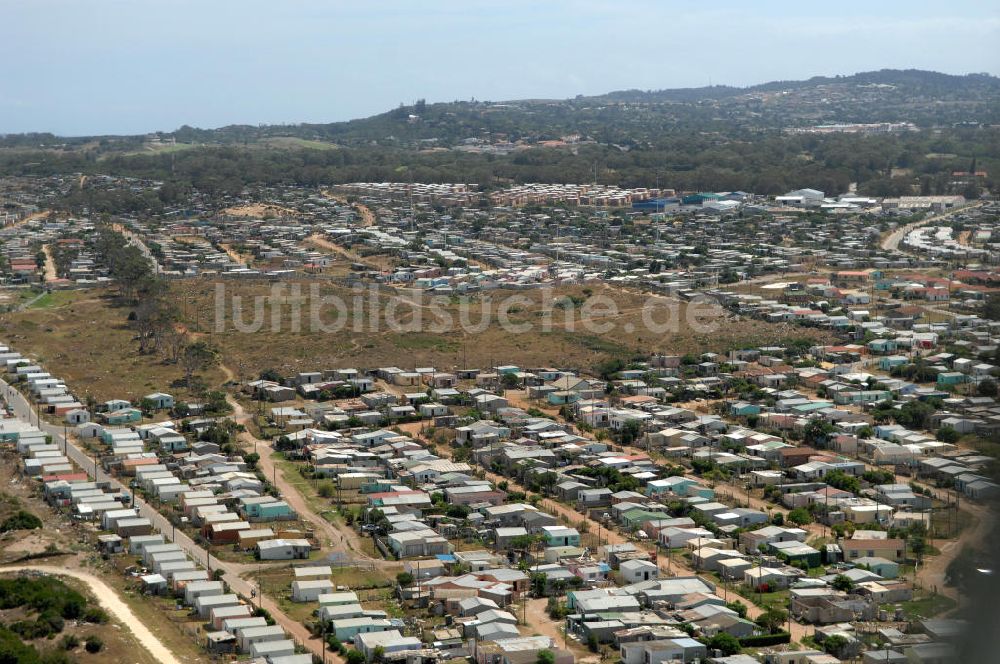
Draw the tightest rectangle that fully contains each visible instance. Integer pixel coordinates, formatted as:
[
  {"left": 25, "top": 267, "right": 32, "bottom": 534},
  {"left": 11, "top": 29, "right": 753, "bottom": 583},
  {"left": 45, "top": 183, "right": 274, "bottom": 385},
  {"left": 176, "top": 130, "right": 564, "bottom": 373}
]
[
  {"left": 179, "top": 341, "right": 217, "bottom": 388},
  {"left": 530, "top": 572, "right": 548, "bottom": 597},
  {"left": 804, "top": 419, "right": 835, "bottom": 445},
  {"left": 707, "top": 633, "right": 741, "bottom": 656},
  {"left": 936, "top": 426, "right": 960, "bottom": 444},
  {"left": 894, "top": 399, "right": 935, "bottom": 429},
  {"left": 345, "top": 650, "right": 366, "bottom": 664},
  {"left": 243, "top": 452, "right": 260, "bottom": 469},
  {"left": 787, "top": 507, "right": 813, "bottom": 526},
  {"left": 978, "top": 378, "right": 997, "bottom": 397},
  {"left": 755, "top": 607, "right": 788, "bottom": 633},
  {"left": 620, "top": 420, "right": 642, "bottom": 445},
  {"left": 396, "top": 572, "right": 414, "bottom": 587},
  {"left": 823, "top": 634, "right": 849, "bottom": 656},
  {"left": 831, "top": 574, "right": 854, "bottom": 592},
  {"left": 536, "top": 649, "right": 555, "bottom": 664}
]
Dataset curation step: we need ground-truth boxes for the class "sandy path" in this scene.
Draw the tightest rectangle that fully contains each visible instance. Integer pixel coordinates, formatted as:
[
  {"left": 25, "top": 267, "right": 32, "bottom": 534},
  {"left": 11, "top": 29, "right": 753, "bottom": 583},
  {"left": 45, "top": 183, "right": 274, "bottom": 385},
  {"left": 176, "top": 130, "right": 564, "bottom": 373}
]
[
  {"left": 222, "top": 386, "right": 395, "bottom": 568},
  {"left": 321, "top": 192, "right": 377, "bottom": 227},
  {"left": 219, "top": 242, "right": 250, "bottom": 267},
  {"left": 7, "top": 210, "right": 47, "bottom": 228},
  {"left": 0, "top": 565, "right": 182, "bottom": 664},
  {"left": 42, "top": 244, "right": 58, "bottom": 282}
]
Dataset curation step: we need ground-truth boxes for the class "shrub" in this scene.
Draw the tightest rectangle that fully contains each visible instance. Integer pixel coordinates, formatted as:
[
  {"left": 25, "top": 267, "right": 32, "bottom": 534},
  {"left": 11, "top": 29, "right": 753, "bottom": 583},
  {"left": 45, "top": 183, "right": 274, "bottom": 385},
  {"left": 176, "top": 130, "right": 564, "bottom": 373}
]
[
  {"left": 84, "top": 636, "right": 103, "bottom": 653},
  {"left": 823, "top": 634, "right": 849, "bottom": 656},
  {"left": 0, "top": 625, "right": 40, "bottom": 664},
  {"left": 935, "top": 426, "right": 960, "bottom": 444},
  {"left": 707, "top": 633, "right": 741, "bottom": 656},
  {"left": 725, "top": 600, "right": 748, "bottom": 618},
  {"left": 60, "top": 634, "right": 80, "bottom": 650},
  {"left": 345, "top": 649, "right": 366, "bottom": 664},
  {"left": 787, "top": 507, "right": 813, "bottom": 526},
  {"left": 0, "top": 510, "right": 42, "bottom": 532},
  {"left": 83, "top": 607, "right": 108, "bottom": 624},
  {"left": 831, "top": 574, "right": 854, "bottom": 591},
  {"left": 0, "top": 577, "right": 85, "bottom": 617},
  {"left": 738, "top": 632, "right": 791, "bottom": 647}
]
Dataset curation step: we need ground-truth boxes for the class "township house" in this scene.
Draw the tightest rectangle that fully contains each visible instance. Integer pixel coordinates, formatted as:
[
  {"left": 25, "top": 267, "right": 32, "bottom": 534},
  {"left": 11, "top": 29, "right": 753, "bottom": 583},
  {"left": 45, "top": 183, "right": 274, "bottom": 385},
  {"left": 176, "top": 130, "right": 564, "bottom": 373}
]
[
  {"left": 143, "top": 392, "right": 175, "bottom": 410},
  {"left": 257, "top": 539, "right": 312, "bottom": 560},
  {"left": 841, "top": 535, "right": 907, "bottom": 563}
]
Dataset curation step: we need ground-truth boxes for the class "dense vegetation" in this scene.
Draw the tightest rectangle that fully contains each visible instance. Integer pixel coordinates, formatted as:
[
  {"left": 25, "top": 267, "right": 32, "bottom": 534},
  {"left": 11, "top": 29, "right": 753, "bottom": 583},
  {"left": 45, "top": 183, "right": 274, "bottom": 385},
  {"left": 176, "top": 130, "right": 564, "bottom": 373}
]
[
  {"left": 0, "top": 70, "right": 996, "bottom": 212},
  {"left": 0, "top": 576, "right": 109, "bottom": 663},
  {"left": 0, "top": 510, "right": 42, "bottom": 533}
]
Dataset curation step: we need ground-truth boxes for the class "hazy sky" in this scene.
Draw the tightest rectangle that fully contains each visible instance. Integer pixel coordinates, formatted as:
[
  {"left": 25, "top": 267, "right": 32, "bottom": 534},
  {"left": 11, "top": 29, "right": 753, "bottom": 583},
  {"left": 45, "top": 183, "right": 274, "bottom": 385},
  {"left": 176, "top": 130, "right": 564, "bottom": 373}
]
[{"left": 2, "top": 0, "right": 998, "bottom": 136}]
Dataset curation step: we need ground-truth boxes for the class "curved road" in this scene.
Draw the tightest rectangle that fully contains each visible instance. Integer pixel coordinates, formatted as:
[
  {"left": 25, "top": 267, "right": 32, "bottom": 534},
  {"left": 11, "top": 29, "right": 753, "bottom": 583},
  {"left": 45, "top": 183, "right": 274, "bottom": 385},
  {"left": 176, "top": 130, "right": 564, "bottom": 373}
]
[
  {"left": 881, "top": 202, "right": 983, "bottom": 253},
  {"left": 0, "top": 565, "right": 181, "bottom": 664}
]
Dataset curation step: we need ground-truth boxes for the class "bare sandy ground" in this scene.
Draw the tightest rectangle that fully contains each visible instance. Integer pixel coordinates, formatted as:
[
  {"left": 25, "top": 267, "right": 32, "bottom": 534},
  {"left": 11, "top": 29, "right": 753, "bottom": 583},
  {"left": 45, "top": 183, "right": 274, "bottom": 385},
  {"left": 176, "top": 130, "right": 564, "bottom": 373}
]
[{"left": 0, "top": 565, "right": 183, "bottom": 664}]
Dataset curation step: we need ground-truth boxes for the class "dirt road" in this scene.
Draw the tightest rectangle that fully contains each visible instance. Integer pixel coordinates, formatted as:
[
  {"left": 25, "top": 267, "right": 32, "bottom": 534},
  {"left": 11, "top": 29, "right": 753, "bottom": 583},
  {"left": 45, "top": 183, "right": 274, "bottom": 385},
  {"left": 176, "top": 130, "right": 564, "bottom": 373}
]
[
  {"left": 223, "top": 391, "right": 397, "bottom": 569},
  {"left": 0, "top": 565, "right": 182, "bottom": 664},
  {"left": 6, "top": 210, "right": 47, "bottom": 228},
  {"left": 915, "top": 494, "right": 993, "bottom": 603},
  {"left": 42, "top": 244, "right": 58, "bottom": 282},
  {"left": 322, "top": 192, "right": 377, "bottom": 227}
]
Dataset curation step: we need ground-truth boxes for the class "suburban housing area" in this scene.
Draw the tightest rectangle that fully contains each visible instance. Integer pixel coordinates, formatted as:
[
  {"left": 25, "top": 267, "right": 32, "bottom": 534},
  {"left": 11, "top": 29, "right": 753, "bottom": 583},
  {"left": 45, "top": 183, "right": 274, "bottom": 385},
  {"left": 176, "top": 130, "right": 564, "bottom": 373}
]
[{"left": 0, "top": 165, "right": 998, "bottom": 664}]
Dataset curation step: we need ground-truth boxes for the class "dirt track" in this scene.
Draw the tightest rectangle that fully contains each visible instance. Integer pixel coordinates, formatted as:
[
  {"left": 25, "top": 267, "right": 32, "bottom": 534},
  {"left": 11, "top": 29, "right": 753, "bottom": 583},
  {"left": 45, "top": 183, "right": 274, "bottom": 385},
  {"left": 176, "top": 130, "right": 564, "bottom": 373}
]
[{"left": 0, "top": 565, "right": 182, "bottom": 664}]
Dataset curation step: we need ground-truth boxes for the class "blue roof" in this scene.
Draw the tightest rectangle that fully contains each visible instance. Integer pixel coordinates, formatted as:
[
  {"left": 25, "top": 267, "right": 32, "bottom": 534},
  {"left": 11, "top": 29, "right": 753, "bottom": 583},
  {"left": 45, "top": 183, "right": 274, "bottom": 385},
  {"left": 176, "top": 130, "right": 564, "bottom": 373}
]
[{"left": 436, "top": 554, "right": 457, "bottom": 562}]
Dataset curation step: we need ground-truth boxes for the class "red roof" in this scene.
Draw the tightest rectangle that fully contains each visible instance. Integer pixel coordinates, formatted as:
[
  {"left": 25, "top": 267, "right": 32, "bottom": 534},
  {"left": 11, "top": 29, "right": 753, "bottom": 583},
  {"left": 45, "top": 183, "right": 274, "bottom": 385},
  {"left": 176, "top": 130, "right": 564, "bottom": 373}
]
[{"left": 43, "top": 472, "right": 89, "bottom": 483}]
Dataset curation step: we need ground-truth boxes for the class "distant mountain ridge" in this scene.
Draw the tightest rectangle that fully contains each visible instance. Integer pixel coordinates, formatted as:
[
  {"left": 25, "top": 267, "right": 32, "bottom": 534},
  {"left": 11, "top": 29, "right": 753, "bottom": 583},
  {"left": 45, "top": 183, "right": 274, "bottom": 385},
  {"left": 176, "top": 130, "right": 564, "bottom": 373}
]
[
  {"left": 161, "top": 68, "right": 1000, "bottom": 147},
  {"left": 0, "top": 69, "right": 995, "bottom": 206},
  {"left": 1, "top": 68, "right": 996, "bottom": 147},
  {"left": 592, "top": 68, "right": 999, "bottom": 102}
]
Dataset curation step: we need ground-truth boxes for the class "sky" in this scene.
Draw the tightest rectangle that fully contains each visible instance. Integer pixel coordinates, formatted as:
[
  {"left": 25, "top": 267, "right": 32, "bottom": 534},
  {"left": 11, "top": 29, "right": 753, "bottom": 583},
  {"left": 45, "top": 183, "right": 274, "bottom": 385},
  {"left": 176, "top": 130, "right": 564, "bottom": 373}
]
[{"left": 2, "top": 0, "right": 999, "bottom": 136}]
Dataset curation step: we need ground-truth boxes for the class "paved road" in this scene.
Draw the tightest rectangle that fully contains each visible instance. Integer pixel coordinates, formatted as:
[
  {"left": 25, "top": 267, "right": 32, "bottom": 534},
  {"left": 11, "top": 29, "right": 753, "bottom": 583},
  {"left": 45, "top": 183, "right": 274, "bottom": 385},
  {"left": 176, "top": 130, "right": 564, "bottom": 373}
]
[
  {"left": 880, "top": 202, "right": 983, "bottom": 253},
  {"left": 0, "top": 379, "right": 332, "bottom": 662},
  {"left": 0, "top": 565, "right": 182, "bottom": 664}
]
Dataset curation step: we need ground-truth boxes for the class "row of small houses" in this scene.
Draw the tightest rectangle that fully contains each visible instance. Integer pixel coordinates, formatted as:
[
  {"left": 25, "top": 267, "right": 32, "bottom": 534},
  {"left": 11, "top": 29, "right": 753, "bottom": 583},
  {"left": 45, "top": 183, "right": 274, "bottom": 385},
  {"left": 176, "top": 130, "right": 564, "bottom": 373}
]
[
  {"left": 1, "top": 341, "right": 182, "bottom": 425},
  {"left": 0, "top": 411, "right": 312, "bottom": 662},
  {"left": 124, "top": 533, "right": 308, "bottom": 662}
]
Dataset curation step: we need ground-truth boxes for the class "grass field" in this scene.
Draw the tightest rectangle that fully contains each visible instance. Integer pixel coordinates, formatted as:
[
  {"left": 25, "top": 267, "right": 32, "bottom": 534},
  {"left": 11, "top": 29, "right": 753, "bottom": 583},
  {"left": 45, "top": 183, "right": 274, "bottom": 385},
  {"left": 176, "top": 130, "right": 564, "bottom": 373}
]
[
  {"left": 182, "top": 278, "right": 833, "bottom": 377},
  {"left": 0, "top": 289, "right": 227, "bottom": 403},
  {"left": 0, "top": 280, "right": 833, "bottom": 401},
  {"left": 257, "top": 136, "right": 340, "bottom": 150},
  {"left": 886, "top": 592, "right": 957, "bottom": 620}
]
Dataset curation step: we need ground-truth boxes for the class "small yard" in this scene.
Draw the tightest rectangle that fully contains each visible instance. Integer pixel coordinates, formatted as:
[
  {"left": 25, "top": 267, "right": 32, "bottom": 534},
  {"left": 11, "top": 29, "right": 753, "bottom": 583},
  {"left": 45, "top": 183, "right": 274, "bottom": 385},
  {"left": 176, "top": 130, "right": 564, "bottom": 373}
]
[{"left": 886, "top": 593, "right": 957, "bottom": 620}]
